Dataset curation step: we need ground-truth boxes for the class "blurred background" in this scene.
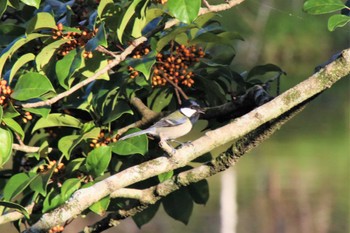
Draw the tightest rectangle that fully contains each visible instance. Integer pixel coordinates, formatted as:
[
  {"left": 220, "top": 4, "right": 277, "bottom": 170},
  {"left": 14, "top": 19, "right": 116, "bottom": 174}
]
[{"left": 1, "top": 0, "right": 349, "bottom": 232}]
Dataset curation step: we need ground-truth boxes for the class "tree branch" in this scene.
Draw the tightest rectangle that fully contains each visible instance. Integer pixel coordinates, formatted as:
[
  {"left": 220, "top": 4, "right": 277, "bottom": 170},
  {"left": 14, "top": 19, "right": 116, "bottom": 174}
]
[{"left": 24, "top": 48, "right": 350, "bottom": 233}]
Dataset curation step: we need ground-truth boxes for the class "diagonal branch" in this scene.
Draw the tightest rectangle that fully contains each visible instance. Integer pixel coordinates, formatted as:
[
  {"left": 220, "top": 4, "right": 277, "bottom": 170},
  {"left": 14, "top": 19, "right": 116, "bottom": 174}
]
[{"left": 24, "top": 48, "right": 350, "bottom": 233}]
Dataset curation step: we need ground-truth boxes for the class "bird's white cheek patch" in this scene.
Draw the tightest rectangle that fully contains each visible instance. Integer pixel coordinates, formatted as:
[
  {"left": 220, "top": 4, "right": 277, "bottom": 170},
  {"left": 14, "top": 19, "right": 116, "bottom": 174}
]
[{"left": 181, "top": 108, "right": 197, "bottom": 117}]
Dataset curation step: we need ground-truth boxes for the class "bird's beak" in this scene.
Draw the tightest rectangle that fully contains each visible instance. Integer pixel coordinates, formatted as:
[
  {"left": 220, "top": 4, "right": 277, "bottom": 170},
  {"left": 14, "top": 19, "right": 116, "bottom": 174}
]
[{"left": 198, "top": 108, "right": 205, "bottom": 114}]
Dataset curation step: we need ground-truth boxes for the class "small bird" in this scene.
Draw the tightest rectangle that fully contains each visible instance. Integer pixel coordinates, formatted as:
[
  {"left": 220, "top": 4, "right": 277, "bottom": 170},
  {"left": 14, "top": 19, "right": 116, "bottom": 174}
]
[{"left": 119, "top": 100, "right": 204, "bottom": 146}]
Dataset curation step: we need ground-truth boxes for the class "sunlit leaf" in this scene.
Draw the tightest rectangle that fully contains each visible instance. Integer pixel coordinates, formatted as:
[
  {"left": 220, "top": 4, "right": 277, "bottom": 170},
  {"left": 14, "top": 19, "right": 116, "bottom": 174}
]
[
  {"left": 3, "top": 173, "right": 33, "bottom": 201},
  {"left": 111, "top": 129, "right": 148, "bottom": 156},
  {"left": 117, "top": 0, "right": 143, "bottom": 43},
  {"left": 20, "top": 0, "right": 41, "bottom": 9},
  {"left": 32, "top": 113, "right": 82, "bottom": 132},
  {"left": 328, "top": 14, "right": 350, "bottom": 31},
  {"left": 8, "top": 53, "right": 35, "bottom": 83},
  {"left": 168, "top": 0, "right": 201, "bottom": 24},
  {"left": 60, "top": 178, "right": 81, "bottom": 201},
  {"left": 11, "top": 72, "right": 55, "bottom": 101},
  {"left": 303, "top": 0, "right": 345, "bottom": 14},
  {"left": 2, "top": 118, "right": 24, "bottom": 140},
  {"left": 26, "top": 12, "right": 56, "bottom": 34},
  {"left": 89, "top": 196, "right": 110, "bottom": 216},
  {"left": 0, "top": 127, "right": 13, "bottom": 168},
  {"left": 86, "top": 146, "right": 111, "bottom": 177}
]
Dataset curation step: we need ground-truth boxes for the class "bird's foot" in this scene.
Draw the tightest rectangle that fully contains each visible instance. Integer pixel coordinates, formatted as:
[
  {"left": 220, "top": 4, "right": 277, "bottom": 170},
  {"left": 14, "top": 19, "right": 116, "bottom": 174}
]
[{"left": 159, "top": 140, "right": 176, "bottom": 157}]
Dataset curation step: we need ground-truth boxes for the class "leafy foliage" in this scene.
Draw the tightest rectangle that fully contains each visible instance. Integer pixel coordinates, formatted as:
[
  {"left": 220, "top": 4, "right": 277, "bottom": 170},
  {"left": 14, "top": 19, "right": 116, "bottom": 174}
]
[
  {"left": 303, "top": 0, "right": 350, "bottom": 31},
  {"left": 0, "top": 0, "right": 284, "bottom": 231}
]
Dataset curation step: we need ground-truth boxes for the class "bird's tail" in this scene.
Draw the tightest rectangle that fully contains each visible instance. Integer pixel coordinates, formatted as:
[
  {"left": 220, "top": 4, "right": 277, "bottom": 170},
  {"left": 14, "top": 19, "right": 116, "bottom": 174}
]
[{"left": 119, "top": 129, "right": 153, "bottom": 141}]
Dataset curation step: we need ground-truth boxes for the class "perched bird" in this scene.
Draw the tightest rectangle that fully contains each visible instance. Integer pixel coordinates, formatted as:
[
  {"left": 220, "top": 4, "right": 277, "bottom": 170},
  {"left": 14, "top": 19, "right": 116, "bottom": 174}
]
[{"left": 119, "top": 100, "right": 204, "bottom": 146}]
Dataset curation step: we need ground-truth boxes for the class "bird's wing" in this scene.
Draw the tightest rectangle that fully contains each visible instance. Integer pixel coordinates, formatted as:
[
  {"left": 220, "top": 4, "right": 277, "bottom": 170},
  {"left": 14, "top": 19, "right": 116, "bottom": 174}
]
[{"left": 152, "top": 115, "right": 187, "bottom": 128}]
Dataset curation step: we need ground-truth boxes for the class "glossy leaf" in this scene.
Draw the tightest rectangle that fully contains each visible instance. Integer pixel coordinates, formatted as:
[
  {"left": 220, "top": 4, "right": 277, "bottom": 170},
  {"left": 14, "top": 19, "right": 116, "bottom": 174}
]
[
  {"left": 163, "top": 188, "right": 193, "bottom": 224},
  {"left": 168, "top": 0, "right": 200, "bottom": 24},
  {"left": 303, "top": 0, "right": 345, "bottom": 14},
  {"left": 42, "top": 188, "right": 62, "bottom": 213},
  {"left": 101, "top": 99, "right": 133, "bottom": 125},
  {"left": 26, "top": 12, "right": 56, "bottom": 34},
  {"left": 130, "top": 51, "right": 157, "bottom": 80},
  {"left": 0, "top": 201, "right": 30, "bottom": 219},
  {"left": 111, "top": 129, "right": 148, "bottom": 156},
  {"left": 58, "top": 135, "right": 81, "bottom": 159},
  {"left": 8, "top": 53, "right": 35, "bottom": 83},
  {"left": 2, "top": 118, "right": 24, "bottom": 140},
  {"left": 89, "top": 196, "right": 110, "bottom": 216},
  {"left": 86, "top": 146, "right": 112, "bottom": 177},
  {"left": 328, "top": 14, "right": 350, "bottom": 31},
  {"left": 158, "top": 171, "right": 174, "bottom": 182},
  {"left": 0, "top": 127, "right": 13, "bottom": 168},
  {"left": 35, "top": 39, "right": 70, "bottom": 73},
  {"left": 117, "top": 0, "right": 143, "bottom": 43},
  {"left": 133, "top": 201, "right": 160, "bottom": 228},
  {"left": 56, "top": 49, "right": 82, "bottom": 90},
  {"left": 29, "top": 166, "right": 55, "bottom": 196},
  {"left": 11, "top": 72, "right": 55, "bottom": 101},
  {"left": 0, "top": 33, "right": 49, "bottom": 76},
  {"left": 20, "top": 0, "right": 41, "bottom": 9},
  {"left": 32, "top": 114, "right": 82, "bottom": 132},
  {"left": 3, "top": 173, "right": 32, "bottom": 201},
  {"left": 147, "top": 88, "right": 174, "bottom": 112},
  {"left": 97, "top": 0, "right": 114, "bottom": 18},
  {"left": 60, "top": 178, "right": 81, "bottom": 201}
]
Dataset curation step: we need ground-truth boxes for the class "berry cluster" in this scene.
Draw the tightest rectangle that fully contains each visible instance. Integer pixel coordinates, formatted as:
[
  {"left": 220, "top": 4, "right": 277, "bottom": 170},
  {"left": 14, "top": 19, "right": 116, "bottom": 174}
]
[
  {"left": 0, "top": 80, "right": 12, "bottom": 106},
  {"left": 89, "top": 131, "right": 118, "bottom": 148},
  {"left": 20, "top": 111, "right": 33, "bottom": 124},
  {"left": 48, "top": 225, "right": 64, "bottom": 233},
  {"left": 152, "top": 45, "right": 205, "bottom": 87},
  {"left": 131, "top": 46, "right": 150, "bottom": 59},
  {"left": 38, "top": 160, "right": 64, "bottom": 173},
  {"left": 127, "top": 66, "right": 139, "bottom": 79},
  {"left": 52, "top": 23, "right": 96, "bottom": 58}
]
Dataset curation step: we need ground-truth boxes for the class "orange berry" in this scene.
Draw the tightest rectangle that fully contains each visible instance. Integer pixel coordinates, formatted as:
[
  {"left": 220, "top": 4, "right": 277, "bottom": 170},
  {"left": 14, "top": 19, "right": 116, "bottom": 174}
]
[{"left": 57, "top": 23, "right": 63, "bottom": 31}]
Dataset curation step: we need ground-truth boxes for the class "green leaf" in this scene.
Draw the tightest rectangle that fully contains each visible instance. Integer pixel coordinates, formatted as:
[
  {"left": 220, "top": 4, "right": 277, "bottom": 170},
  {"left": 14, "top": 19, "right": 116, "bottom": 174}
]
[
  {"left": 32, "top": 114, "right": 82, "bottom": 132},
  {"left": 188, "top": 180, "right": 209, "bottom": 205},
  {"left": 156, "top": 25, "right": 195, "bottom": 51},
  {"left": 3, "top": 173, "right": 32, "bottom": 201},
  {"left": 11, "top": 72, "right": 55, "bottom": 101},
  {"left": 30, "top": 167, "right": 55, "bottom": 196},
  {"left": 328, "top": 14, "right": 350, "bottom": 31},
  {"left": 86, "top": 146, "right": 111, "bottom": 177},
  {"left": 60, "top": 178, "right": 81, "bottom": 201},
  {"left": 65, "top": 158, "right": 85, "bottom": 176},
  {"left": 42, "top": 188, "right": 62, "bottom": 213},
  {"left": 85, "top": 23, "right": 107, "bottom": 51},
  {"left": 80, "top": 51, "right": 109, "bottom": 80},
  {"left": 102, "top": 99, "right": 133, "bottom": 125},
  {"left": 58, "top": 135, "right": 81, "bottom": 159},
  {"left": 0, "top": 1, "right": 7, "bottom": 19},
  {"left": 2, "top": 118, "right": 24, "bottom": 140},
  {"left": 129, "top": 51, "right": 156, "bottom": 80},
  {"left": 89, "top": 196, "right": 110, "bottom": 216},
  {"left": 56, "top": 49, "right": 82, "bottom": 90},
  {"left": 97, "top": 0, "right": 114, "bottom": 19},
  {"left": 20, "top": 0, "right": 41, "bottom": 9},
  {"left": 111, "top": 129, "right": 148, "bottom": 156},
  {"left": 117, "top": 0, "right": 143, "bottom": 43},
  {"left": 303, "top": 0, "right": 345, "bottom": 14},
  {"left": 2, "top": 102, "right": 20, "bottom": 118},
  {"left": 0, "top": 24, "right": 25, "bottom": 47},
  {"left": 0, "top": 201, "right": 30, "bottom": 219},
  {"left": 0, "top": 127, "right": 13, "bottom": 168},
  {"left": 24, "top": 106, "right": 50, "bottom": 118},
  {"left": 247, "top": 64, "right": 285, "bottom": 79},
  {"left": 0, "top": 33, "right": 49, "bottom": 76},
  {"left": 147, "top": 88, "right": 174, "bottom": 112},
  {"left": 168, "top": 0, "right": 201, "bottom": 24},
  {"left": 9, "top": 53, "right": 35, "bottom": 83},
  {"left": 0, "top": 106, "right": 2, "bottom": 121},
  {"left": 133, "top": 201, "right": 160, "bottom": 228},
  {"left": 26, "top": 12, "right": 56, "bottom": 33},
  {"left": 158, "top": 171, "right": 173, "bottom": 182},
  {"left": 35, "top": 39, "right": 70, "bottom": 73},
  {"left": 162, "top": 188, "right": 193, "bottom": 224}
]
